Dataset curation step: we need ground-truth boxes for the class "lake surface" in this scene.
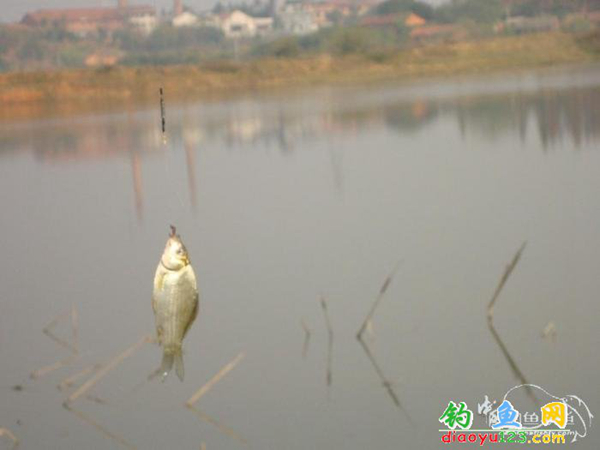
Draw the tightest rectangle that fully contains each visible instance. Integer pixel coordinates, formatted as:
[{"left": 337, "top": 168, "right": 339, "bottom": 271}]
[{"left": 0, "top": 65, "right": 599, "bottom": 449}]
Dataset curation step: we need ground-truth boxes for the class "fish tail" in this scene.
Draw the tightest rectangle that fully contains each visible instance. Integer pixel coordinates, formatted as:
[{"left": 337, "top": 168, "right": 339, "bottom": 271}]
[
  {"left": 174, "top": 349, "right": 184, "bottom": 382},
  {"left": 159, "top": 350, "right": 174, "bottom": 382},
  {"left": 159, "top": 345, "right": 184, "bottom": 382}
]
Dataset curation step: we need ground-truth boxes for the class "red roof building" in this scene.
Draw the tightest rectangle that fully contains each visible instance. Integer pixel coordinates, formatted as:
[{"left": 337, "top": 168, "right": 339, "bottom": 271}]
[{"left": 21, "top": 5, "right": 156, "bottom": 36}]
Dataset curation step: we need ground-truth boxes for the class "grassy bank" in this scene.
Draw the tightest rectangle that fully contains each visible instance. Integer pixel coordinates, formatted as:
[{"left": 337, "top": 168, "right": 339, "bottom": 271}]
[{"left": 1, "top": 32, "right": 598, "bottom": 119}]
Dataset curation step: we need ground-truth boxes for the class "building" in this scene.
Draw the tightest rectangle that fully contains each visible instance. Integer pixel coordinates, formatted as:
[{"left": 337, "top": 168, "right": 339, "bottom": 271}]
[
  {"left": 85, "top": 51, "right": 120, "bottom": 67},
  {"left": 503, "top": 15, "right": 560, "bottom": 34},
  {"left": 405, "top": 12, "right": 426, "bottom": 27},
  {"left": 197, "top": 12, "right": 222, "bottom": 29},
  {"left": 173, "top": 11, "right": 199, "bottom": 27},
  {"left": 269, "top": 0, "right": 287, "bottom": 18},
  {"left": 217, "top": 10, "right": 274, "bottom": 38},
  {"left": 302, "top": 2, "right": 351, "bottom": 27},
  {"left": 278, "top": 6, "right": 318, "bottom": 35},
  {"left": 301, "top": 0, "right": 378, "bottom": 28},
  {"left": 174, "top": 0, "right": 185, "bottom": 16},
  {"left": 130, "top": 14, "right": 158, "bottom": 35},
  {"left": 21, "top": 1, "right": 156, "bottom": 37}
]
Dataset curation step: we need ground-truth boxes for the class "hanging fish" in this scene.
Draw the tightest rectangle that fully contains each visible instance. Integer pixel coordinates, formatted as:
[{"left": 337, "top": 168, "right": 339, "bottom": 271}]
[{"left": 152, "top": 225, "right": 199, "bottom": 381}]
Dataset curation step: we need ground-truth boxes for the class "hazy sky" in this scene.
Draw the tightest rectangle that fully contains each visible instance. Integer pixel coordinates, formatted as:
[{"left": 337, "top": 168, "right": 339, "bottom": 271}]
[{"left": 1, "top": 0, "right": 447, "bottom": 24}]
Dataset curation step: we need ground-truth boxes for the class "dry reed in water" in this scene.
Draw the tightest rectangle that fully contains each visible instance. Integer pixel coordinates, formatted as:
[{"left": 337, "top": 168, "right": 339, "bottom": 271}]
[
  {"left": 61, "top": 335, "right": 153, "bottom": 449},
  {"left": 487, "top": 242, "right": 527, "bottom": 323},
  {"left": 63, "top": 403, "right": 137, "bottom": 450},
  {"left": 186, "top": 352, "right": 245, "bottom": 407},
  {"left": 485, "top": 242, "right": 537, "bottom": 404},
  {"left": 320, "top": 298, "right": 334, "bottom": 386},
  {"left": 354, "top": 264, "right": 413, "bottom": 420},
  {"left": 357, "top": 338, "right": 400, "bottom": 407},
  {"left": 185, "top": 353, "right": 247, "bottom": 444},
  {"left": 488, "top": 321, "right": 536, "bottom": 403},
  {"left": 31, "top": 355, "right": 77, "bottom": 380},
  {"left": 43, "top": 306, "right": 79, "bottom": 354},
  {"left": 57, "top": 364, "right": 103, "bottom": 392},
  {"left": 301, "top": 319, "right": 311, "bottom": 359},
  {"left": 357, "top": 262, "right": 400, "bottom": 339},
  {"left": 187, "top": 407, "right": 247, "bottom": 445},
  {"left": 66, "top": 334, "right": 152, "bottom": 404},
  {"left": 30, "top": 306, "right": 79, "bottom": 379}
]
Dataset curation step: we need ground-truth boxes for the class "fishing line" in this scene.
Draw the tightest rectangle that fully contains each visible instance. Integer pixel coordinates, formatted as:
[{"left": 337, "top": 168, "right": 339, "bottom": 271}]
[
  {"left": 159, "top": 86, "right": 187, "bottom": 212},
  {"left": 152, "top": 1, "right": 187, "bottom": 214}
]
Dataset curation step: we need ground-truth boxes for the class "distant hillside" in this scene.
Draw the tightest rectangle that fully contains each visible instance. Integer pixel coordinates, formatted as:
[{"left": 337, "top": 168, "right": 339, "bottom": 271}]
[{"left": 1, "top": 31, "right": 598, "bottom": 119}]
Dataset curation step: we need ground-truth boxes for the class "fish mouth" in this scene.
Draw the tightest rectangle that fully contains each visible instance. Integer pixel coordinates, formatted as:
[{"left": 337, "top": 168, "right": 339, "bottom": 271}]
[{"left": 161, "top": 256, "right": 189, "bottom": 271}]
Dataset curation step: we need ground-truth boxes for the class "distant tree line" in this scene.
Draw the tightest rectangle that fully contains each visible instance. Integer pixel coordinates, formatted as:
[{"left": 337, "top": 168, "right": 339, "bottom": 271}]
[
  {"left": 0, "top": 0, "right": 597, "bottom": 71},
  {"left": 374, "top": 0, "right": 435, "bottom": 20}
]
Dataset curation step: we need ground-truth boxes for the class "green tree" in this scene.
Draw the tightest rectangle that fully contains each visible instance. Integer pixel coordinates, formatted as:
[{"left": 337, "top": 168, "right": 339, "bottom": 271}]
[
  {"left": 42, "top": 20, "right": 75, "bottom": 42},
  {"left": 435, "top": 0, "right": 504, "bottom": 24},
  {"left": 375, "top": 0, "right": 433, "bottom": 19},
  {"left": 255, "top": 36, "right": 301, "bottom": 58},
  {"left": 329, "top": 27, "right": 373, "bottom": 55},
  {"left": 510, "top": 0, "right": 589, "bottom": 18},
  {"left": 57, "top": 45, "right": 88, "bottom": 67},
  {"left": 113, "top": 28, "right": 145, "bottom": 51},
  {"left": 18, "top": 38, "right": 45, "bottom": 61},
  {"left": 327, "top": 10, "right": 344, "bottom": 25}
]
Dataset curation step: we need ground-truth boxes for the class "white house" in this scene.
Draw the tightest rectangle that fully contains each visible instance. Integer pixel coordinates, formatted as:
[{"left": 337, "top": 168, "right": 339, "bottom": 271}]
[
  {"left": 173, "top": 11, "right": 199, "bottom": 27},
  {"left": 197, "top": 11, "right": 221, "bottom": 28},
  {"left": 219, "top": 10, "right": 273, "bottom": 38},
  {"left": 278, "top": 6, "right": 318, "bottom": 35},
  {"left": 129, "top": 13, "right": 158, "bottom": 35}
]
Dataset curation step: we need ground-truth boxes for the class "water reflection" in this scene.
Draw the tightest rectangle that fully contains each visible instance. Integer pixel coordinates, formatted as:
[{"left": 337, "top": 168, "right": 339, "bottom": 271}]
[
  {"left": 355, "top": 265, "right": 412, "bottom": 421},
  {"left": 30, "top": 307, "right": 79, "bottom": 380},
  {"left": 1, "top": 75, "right": 599, "bottom": 221},
  {"left": 184, "top": 352, "right": 246, "bottom": 445},
  {"left": 131, "top": 152, "right": 144, "bottom": 221},
  {"left": 486, "top": 243, "right": 538, "bottom": 407},
  {"left": 1, "top": 68, "right": 599, "bottom": 450},
  {"left": 319, "top": 298, "right": 334, "bottom": 387},
  {"left": 184, "top": 141, "right": 198, "bottom": 211},
  {"left": 452, "top": 89, "right": 600, "bottom": 149},
  {"left": 1, "top": 79, "right": 599, "bottom": 159}
]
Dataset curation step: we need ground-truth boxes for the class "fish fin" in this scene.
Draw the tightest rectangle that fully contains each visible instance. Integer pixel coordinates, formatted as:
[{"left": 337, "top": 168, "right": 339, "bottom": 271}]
[
  {"left": 159, "top": 350, "right": 175, "bottom": 382},
  {"left": 174, "top": 350, "right": 184, "bottom": 382}
]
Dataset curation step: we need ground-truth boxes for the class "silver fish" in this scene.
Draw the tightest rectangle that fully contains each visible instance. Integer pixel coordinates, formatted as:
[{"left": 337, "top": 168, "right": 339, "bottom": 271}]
[{"left": 152, "top": 225, "right": 199, "bottom": 381}]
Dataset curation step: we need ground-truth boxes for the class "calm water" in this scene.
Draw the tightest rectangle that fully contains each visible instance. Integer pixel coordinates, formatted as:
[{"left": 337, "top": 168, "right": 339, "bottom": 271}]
[{"left": 0, "top": 65, "right": 599, "bottom": 449}]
